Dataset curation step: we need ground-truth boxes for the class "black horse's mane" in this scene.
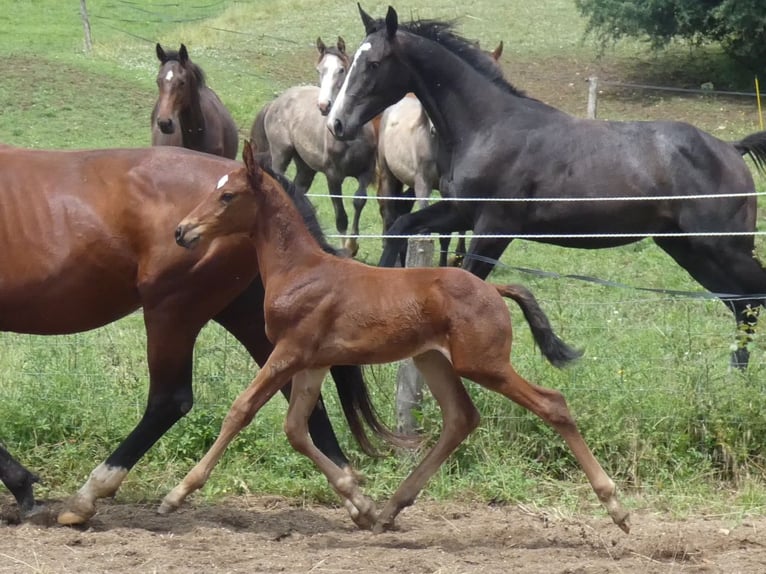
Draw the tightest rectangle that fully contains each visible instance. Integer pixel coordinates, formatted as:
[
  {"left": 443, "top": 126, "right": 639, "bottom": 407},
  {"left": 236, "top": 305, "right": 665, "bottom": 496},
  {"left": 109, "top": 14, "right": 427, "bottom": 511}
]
[
  {"left": 380, "top": 18, "right": 526, "bottom": 98},
  {"left": 254, "top": 152, "right": 337, "bottom": 255},
  {"left": 160, "top": 49, "right": 207, "bottom": 87}
]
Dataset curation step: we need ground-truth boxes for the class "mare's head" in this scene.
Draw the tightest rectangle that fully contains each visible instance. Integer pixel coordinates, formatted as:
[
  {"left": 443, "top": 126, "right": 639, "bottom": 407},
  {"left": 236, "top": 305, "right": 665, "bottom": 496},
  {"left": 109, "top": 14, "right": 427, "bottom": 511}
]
[
  {"left": 175, "top": 140, "right": 265, "bottom": 249},
  {"left": 316, "top": 36, "right": 350, "bottom": 115},
  {"left": 154, "top": 43, "right": 206, "bottom": 134}
]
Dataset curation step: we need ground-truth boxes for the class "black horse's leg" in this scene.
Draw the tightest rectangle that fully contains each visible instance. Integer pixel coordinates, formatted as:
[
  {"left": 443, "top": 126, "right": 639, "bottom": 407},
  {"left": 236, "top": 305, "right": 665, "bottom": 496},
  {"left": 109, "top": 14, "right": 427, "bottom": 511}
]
[
  {"left": 655, "top": 236, "right": 766, "bottom": 369},
  {"left": 212, "top": 283, "right": 351, "bottom": 469},
  {"left": 0, "top": 444, "right": 41, "bottom": 517},
  {"left": 379, "top": 201, "right": 469, "bottom": 268},
  {"left": 58, "top": 313, "right": 203, "bottom": 525}
]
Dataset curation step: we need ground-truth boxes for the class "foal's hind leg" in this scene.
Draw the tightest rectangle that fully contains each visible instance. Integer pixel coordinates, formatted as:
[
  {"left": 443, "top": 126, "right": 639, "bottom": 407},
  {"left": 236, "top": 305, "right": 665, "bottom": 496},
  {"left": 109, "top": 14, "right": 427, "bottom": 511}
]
[
  {"left": 375, "top": 351, "right": 480, "bottom": 532},
  {"left": 283, "top": 369, "right": 378, "bottom": 530},
  {"left": 474, "top": 363, "right": 629, "bottom": 532}
]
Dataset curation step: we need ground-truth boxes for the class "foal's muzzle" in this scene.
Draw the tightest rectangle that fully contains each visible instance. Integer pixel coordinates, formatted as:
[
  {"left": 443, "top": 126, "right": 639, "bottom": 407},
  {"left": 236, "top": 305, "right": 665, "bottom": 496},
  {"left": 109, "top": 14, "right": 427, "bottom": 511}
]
[{"left": 175, "top": 223, "right": 200, "bottom": 249}]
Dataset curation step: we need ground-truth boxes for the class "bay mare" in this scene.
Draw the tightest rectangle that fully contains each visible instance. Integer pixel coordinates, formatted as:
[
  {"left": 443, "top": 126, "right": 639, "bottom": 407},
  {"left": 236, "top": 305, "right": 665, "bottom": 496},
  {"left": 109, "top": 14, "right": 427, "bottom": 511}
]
[
  {"left": 0, "top": 144, "right": 397, "bottom": 524},
  {"left": 169, "top": 141, "right": 628, "bottom": 533},
  {"left": 152, "top": 43, "right": 239, "bottom": 159},
  {"left": 250, "top": 37, "right": 377, "bottom": 255},
  {"left": 327, "top": 5, "right": 766, "bottom": 368}
]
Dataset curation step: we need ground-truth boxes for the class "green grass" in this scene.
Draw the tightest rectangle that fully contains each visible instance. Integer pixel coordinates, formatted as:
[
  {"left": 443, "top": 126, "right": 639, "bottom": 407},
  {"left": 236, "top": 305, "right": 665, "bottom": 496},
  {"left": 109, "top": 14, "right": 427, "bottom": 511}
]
[{"left": 1, "top": 0, "right": 765, "bottom": 521}]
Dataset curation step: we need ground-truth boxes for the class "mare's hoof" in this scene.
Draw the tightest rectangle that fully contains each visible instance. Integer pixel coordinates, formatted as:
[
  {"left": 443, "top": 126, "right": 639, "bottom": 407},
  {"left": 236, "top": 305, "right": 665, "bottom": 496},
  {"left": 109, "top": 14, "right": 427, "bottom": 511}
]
[
  {"left": 57, "top": 494, "right": 96, "bottom": 526},
  {"left": 343, "top": 238, "right": 359, "bottom": 258},
  {"left": 614, "top": 510, "right": 631, "bottom": 534},
  {"left": 157, "top": 497, "right": 180, "bottom": 515},
  {"left": 371, "top": 517, "right": 396, "bottom": 534}
]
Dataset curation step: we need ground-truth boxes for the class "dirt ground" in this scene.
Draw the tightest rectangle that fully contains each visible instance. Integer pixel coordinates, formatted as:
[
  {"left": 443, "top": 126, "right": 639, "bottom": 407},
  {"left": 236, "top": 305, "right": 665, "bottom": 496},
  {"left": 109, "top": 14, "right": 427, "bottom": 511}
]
[{"left": 1, "top": 496, "right": 764, "bottom": 574}]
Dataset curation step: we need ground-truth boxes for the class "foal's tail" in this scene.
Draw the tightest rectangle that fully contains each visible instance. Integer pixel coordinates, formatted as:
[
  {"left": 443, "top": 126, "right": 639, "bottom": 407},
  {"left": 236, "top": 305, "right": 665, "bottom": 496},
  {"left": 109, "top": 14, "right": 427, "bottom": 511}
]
[
  {"left": 495, "top": 284, "right": 583, "bottom": 368},
  {"left": 330, "top": 365, "right": 419, "bottom": 456},
  {"left": 733, "top": 131, "right": 766, "bottom": 175}
]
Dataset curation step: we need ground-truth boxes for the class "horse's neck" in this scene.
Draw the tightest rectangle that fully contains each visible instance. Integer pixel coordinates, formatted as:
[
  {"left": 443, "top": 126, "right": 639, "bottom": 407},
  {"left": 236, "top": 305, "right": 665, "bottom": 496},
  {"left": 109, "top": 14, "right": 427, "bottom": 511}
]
[
  {"left": 251, "top": 187, "right": 323, "bottom": 285},
  {"left": 178, "top": 83, "right": 206, "bottom": 150}
]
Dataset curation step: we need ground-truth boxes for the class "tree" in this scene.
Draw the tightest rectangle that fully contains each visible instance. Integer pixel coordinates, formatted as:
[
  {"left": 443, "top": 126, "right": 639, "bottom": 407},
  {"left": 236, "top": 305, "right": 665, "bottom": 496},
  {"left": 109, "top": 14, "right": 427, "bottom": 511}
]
[{"left": 575, "top": 0, "right": 766, "bottom": 72}]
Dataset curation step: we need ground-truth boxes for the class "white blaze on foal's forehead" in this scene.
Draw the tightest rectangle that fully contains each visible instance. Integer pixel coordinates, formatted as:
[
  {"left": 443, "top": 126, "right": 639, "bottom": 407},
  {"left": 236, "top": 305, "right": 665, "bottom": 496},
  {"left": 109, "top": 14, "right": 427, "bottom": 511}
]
[
  {"left": 329, "top": 42, "right": 372, "bottom": 122},
  {"left": 216, "top": 174, "right": 229, "bottom": 189},
  {"left": 164, "top": 69, "right": 174, "bottom": 82}
]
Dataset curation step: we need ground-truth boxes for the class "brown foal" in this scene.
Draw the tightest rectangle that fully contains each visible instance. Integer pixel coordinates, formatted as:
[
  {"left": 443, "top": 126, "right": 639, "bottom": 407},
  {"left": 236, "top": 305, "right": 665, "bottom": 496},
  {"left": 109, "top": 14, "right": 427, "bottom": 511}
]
[{"left": 170, "top": 141, "right": 629, "bottom": 533}]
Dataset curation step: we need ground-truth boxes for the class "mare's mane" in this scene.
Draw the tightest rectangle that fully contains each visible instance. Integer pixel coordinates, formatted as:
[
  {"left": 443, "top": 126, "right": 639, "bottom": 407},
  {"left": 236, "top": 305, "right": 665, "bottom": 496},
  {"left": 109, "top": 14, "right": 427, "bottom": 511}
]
[
  {"left": 159, "top": 48, "right": 207, "bottom": 87},
  {"left": 375, "top": 18, "right": 526, "bottom": 98}
]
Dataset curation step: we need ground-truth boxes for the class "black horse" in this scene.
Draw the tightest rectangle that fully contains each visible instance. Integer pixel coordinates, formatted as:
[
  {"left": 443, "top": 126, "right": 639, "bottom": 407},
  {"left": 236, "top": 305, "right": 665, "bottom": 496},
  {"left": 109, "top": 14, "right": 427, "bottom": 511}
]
[{"left": 328, "top": 4, "right": 766, "bottom": 368}]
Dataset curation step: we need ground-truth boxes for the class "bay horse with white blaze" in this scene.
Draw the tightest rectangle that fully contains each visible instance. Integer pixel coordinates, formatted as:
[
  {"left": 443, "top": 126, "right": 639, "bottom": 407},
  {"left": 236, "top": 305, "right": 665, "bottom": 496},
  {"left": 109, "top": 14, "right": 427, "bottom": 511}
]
[
  {"left": 170, "top": 140, "right": 629, "bottom": 534},
  {"left": 328, "top": 5, "right": 766, "bottom": 369},
  {"left": 0, "top": 144, "right": 397, "bottom": 524},
  {"left": 152, "top": 43, "right": 239, "bottom": 159},
  {"left": 250, "top": 36, "right": 377, "bottom": 255}
]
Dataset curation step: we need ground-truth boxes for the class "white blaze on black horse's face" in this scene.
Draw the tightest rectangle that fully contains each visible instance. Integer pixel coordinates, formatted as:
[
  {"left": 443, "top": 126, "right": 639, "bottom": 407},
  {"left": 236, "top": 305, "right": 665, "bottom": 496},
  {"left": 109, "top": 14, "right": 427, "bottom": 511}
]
[{"left": 327, "top": 5, "right": 411, "bottom": 140}]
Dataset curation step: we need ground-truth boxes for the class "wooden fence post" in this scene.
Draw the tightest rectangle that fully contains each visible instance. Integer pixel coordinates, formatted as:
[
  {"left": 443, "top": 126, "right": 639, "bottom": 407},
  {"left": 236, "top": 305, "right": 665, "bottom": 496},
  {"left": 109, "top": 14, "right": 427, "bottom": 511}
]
[
  {"left": 587, "top": 76, "right": 598, "bottom": 119},
  {"left": 395, "top": 237, "right": 434, "bottom": 434},
  {"left": 80, "top": 0, "right": 93, "bottom": 54}
]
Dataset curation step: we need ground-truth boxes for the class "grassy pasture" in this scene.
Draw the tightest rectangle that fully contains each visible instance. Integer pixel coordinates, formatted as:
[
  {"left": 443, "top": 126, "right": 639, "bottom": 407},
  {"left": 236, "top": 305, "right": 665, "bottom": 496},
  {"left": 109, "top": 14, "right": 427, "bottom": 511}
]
[{"left": 1, "top": 0, "right": 765, "bottom": 519}]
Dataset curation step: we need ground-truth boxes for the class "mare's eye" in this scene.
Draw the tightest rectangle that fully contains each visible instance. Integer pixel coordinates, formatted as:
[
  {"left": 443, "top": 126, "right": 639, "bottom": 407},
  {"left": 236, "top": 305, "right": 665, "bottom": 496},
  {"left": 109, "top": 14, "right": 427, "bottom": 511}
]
[
  {"left": 220, "top": 192, "right": 235, "bottom": 204},
  {"left": 369, "top": 61, "right": 380, "bottom": 70}
]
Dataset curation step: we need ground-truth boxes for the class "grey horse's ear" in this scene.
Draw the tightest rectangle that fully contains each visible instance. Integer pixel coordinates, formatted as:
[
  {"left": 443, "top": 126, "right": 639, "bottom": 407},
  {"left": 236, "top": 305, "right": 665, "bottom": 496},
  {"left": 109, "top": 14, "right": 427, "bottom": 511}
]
[
  {"left": 316, "top": 37, "right": 326, "bottom": 55},
  {"left": 337, "top": 36, "right": 346, "bottom": 54},
  {"left": 156, "top": 43, "right": 166, "bottom": 62},
  {"left": 358, "top": 3, "right": 376, "bottom": 35},
  {"left": 385, "top": 6, "right": 398, "bottom": 39}
]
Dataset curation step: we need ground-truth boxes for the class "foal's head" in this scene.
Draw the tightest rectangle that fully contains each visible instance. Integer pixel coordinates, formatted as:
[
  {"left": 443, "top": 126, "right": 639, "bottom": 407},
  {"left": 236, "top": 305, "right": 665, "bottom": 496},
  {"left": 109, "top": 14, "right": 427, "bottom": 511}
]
[
  {"left": 154, "top": 43, "right": 205, "bottom": 134},
  {"left": 175, "top": 141, "right": 266, "bottom": 249},
  {"left": 316, "top": 36, "right": 349, "bottom": 116}
]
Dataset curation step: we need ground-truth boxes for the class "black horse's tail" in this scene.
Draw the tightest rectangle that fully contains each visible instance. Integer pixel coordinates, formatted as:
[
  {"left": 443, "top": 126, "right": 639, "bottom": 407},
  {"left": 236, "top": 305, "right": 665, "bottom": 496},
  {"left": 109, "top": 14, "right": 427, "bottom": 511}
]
[
  {"left": 494, "top": 284, "right": 583, "bottom": 368},
  {"left": 329, "top": 365, "right": 420, "bottom": 456},
  {"left": 733, "top": 131, "right": 766, "bottom": 175},
  {"left": 250, "top": 102, "right": 271, "bottom": 159}
]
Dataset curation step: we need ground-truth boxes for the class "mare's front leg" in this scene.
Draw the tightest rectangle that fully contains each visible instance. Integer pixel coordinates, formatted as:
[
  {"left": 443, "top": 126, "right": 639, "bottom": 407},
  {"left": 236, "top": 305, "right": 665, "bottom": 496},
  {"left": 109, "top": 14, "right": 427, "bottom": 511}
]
[
  {"left": 159, "top": 348, "right": 298, "bottom": 513},
  {"left": 58, "top": 313, "right": 201, "bottom": 525},
  {"left": 0, "top": 445, "right": 43, "bottom": 519},
  {"left": 460, "top": 212, "right": 515, "bottom": 279},
  {"left": 350, "top": 172, "right": 373, "bottom": 256},
  {"left": 376, "top": 351, "right": 479, "bottom": 532},
  {"left": 284, "top": 369, "right": 378, "bottom": 530}
]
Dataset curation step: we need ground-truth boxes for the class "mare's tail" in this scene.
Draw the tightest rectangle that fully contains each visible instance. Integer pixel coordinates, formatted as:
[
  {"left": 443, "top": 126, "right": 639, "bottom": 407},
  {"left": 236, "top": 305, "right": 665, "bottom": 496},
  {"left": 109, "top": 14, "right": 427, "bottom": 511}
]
[
  {"left": 733, "top": 131, "right": 766, "bottom": 175},
  {"left": 250, "top": 102, "right": 271, "bottom": 158},
  {"left": 329, "top": 365, "right": 419, "bottom": 456},
  {"left": 494, "top": 284, "right": 583, "bottom": 368}
]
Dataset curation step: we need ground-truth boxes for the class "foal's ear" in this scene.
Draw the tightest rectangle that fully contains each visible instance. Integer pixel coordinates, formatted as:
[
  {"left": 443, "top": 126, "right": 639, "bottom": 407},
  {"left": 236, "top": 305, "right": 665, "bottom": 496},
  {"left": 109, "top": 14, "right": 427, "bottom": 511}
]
[
  {"left": 337, "top": 36, "right": 346, "bottom": 54},
  {"left": 358, "top": 3, "right": 376, "bottom": 35},
  {"left": 179, "top": 44, "right": 189, "bottom": 64},
  {"left": 385, "top": 6, "right": 398, "bottom": 39},
  {"left": 316, "top": 37, "right": 326, "bottom": 55},
  {"left": 242, "top": 140, "right": 263, "bottom": 189},
  {"left": 156, "top": 43, "right": 166, "bottom": 62}
]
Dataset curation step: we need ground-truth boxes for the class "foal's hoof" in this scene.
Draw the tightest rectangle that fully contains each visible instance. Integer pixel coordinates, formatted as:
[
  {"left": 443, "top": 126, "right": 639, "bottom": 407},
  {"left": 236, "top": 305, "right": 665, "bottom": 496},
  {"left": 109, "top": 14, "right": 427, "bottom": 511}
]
[
  {"left": 57, "top": 500, "right": 95, "bottom": 526},
  {"left": 613, "top": 509, "right": 631, "bottom": 534}
]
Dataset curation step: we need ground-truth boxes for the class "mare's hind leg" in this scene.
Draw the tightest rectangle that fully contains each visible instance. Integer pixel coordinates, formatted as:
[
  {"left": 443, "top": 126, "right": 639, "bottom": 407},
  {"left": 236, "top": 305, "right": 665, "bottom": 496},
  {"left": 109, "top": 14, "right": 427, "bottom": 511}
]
[
  {"left": 326, "top": 177, "right": 352, "bottom": 255},
  {"left": 375, "top": 350, "right": 480, "bottom": 532},
  {"left": 58, "top": 313, "right": 201, "bottom": 525},
  {"left": 472, "top": 362, "right": 629, "bottom": 532},
  {"left": 283, "top": 369, "right": 378, "bottom": 530},
  {"left": 0, "top": 445, "right": 43, "bottom": 519},
  {"left": 292, "top": 154, "right": 317, "bottom": 194},
  {"left": 349, "top": 172, "right": 373, "bottom": 256},
  {"left": 160, "top": 347, "right": 299, "bottom": 513},
  {"left": 656, "top": 237, "right": 766, "bottom": 369}
]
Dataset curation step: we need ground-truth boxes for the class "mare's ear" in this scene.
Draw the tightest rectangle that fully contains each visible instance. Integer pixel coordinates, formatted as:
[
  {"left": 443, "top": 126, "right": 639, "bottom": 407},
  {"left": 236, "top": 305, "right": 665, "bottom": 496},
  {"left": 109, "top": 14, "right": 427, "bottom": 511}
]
[
  {"left": 492, "top": 41, "right": 503, "bottom": 61},
  {"left": 156, "top": 43, "right": 166, "bottom": 62},
  {"left": 242, "top": 140, "right": 263, "bottom": 189},
  {"left": 385, "top": 6, "right": 398, "bottom": 39},
  {"left": 179, "top": 44, "right": 189, "bottom": 64},
  {"left": 358, "top": 3, "right": 376, "bottom": 35},
  {"left": 316, "top": 37, "right": 326, "bottom": 55},
  {"left": 337, "top": 36, "right": 346, "bottom": 54}
]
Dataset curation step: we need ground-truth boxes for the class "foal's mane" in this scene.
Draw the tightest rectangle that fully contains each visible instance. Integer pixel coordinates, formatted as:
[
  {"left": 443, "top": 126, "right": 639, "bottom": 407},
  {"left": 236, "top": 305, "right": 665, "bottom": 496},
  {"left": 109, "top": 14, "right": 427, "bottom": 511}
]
[
  {"left": 381, "top": 18, "right": 526, "bottom": 98},
  {"left": 254, "top": 153, "right": 338, "bottom": 255},
  {"left": 159, "top": 48, "right": 207, "bottom": 87}
]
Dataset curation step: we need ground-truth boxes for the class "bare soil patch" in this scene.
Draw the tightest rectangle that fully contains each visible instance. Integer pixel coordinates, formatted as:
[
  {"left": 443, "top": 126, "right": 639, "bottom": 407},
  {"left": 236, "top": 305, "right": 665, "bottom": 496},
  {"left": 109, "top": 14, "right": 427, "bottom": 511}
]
[{"left": 1, "top": 496, "right": 764, "bottom": 573}]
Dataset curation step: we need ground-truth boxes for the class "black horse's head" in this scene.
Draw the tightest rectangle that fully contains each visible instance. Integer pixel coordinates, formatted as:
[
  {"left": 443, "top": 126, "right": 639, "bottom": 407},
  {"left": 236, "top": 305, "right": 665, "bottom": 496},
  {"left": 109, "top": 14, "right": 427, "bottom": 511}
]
[{"left": 327, "top": 5, "right": 412, "bottom": 140}]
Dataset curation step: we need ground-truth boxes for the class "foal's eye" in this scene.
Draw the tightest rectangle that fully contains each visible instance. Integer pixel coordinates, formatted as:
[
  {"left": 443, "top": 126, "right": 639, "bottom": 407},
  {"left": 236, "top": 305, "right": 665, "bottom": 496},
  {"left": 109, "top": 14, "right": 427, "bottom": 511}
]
[
  {"left": 220, "top": 192, "right": 235, "bottom": 204},
  {"left": 338, "top": 67, "right": 346, "bottom": 75}
]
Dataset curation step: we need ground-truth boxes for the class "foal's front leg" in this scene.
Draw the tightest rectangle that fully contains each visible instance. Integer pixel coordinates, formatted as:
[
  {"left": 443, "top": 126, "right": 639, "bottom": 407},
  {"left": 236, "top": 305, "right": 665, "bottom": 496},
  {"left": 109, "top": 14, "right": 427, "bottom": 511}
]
[
  {"left": 284, "top": 369, "right": 378, "bottom": 530},
  {"left": 158, "top": 351, "right": 297, "bottom": 514}
]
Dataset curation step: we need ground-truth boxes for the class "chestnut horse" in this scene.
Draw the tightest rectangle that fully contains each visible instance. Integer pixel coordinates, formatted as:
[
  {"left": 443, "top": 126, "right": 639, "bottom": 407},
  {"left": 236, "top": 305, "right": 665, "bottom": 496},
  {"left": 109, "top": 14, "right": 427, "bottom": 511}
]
[
  {"left": 169, "top": 141, "right": 630, "bottom": 534},
  {"left": 0, "top": 144, "right": 397, "bottom": 524},
  {"left": 152, "top": 43, "right": 239, "bottom": 159}
]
